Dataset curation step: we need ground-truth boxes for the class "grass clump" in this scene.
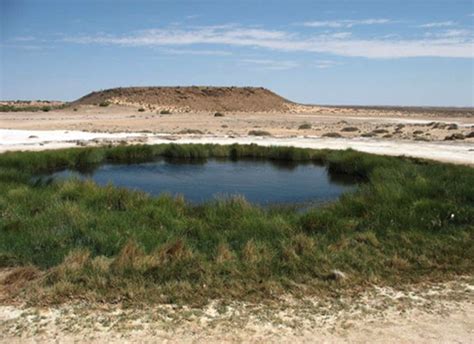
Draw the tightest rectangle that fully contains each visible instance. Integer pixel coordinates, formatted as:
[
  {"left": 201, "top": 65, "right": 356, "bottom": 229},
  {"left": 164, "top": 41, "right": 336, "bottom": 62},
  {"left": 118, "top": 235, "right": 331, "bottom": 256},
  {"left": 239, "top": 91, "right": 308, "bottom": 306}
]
[
  {"left": 160, "top": 109, "right": 172, "bottom": 115},
  {"left": 0, "top": 144, "right": 472, "bottom": 305},
  {"left": 99, "top": 101, "right": 110, "bottom": 107}
]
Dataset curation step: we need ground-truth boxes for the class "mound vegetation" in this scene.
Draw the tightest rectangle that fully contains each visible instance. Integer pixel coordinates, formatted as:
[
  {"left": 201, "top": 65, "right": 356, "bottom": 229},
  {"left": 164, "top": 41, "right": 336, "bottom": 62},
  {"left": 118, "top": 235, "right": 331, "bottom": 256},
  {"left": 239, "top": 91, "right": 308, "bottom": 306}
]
[
  {"left": 72, "top": 86, "right": 294, "bottom": 112},
  {"left": 0, "top": 144, "right": 472, "bottom": 305}
]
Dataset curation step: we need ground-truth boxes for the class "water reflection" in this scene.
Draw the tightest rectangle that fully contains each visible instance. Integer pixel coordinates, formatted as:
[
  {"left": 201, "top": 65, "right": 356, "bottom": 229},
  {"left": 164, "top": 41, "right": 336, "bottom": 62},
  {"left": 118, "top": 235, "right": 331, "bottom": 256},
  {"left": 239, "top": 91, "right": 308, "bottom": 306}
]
[{"left": 45, "top": 159, "right": 358, "bottom": 205}]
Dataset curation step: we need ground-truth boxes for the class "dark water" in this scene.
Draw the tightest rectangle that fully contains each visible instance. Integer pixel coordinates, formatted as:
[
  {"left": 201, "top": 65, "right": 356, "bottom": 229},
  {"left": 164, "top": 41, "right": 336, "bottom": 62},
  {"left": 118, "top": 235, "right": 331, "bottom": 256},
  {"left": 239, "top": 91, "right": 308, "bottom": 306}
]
[{"left": 49, "top": 159, "right": 356, "bottom": 206}]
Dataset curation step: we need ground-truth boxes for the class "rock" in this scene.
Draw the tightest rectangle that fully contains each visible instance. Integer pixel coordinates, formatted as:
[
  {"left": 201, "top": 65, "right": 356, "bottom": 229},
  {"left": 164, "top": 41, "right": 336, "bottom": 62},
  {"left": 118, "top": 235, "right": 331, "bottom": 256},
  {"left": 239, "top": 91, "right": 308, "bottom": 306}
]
[
  {"left": 76, "top": 140, "right": 89, "bottom": 146},
  {"left": 327, "top": 269, "right": 347, "bottom": 281}
]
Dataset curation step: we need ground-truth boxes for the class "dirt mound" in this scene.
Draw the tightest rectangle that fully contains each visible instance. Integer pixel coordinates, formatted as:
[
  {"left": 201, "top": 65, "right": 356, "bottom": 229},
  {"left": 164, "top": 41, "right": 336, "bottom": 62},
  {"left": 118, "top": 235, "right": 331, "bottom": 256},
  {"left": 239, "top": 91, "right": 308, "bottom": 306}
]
[{"left": 73, "top": 86, "right": 296, "bottom": 112}]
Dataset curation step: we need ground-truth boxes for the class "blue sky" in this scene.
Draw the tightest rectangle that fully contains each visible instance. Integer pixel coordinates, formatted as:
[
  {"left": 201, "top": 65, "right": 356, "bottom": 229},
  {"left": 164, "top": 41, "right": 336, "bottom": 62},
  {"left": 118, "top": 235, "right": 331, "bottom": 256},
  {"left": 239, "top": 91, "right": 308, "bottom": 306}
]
[{"left": 1, "top": 0, "right": 473, "bottom": 106}]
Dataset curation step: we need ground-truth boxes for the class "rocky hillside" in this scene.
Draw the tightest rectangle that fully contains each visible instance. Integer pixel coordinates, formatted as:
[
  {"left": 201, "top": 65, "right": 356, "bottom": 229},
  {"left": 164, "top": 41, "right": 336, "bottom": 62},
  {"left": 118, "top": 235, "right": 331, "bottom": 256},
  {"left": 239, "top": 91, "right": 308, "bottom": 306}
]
[{"left": 73, "top": 86, "right": 296, "bottom": 112}]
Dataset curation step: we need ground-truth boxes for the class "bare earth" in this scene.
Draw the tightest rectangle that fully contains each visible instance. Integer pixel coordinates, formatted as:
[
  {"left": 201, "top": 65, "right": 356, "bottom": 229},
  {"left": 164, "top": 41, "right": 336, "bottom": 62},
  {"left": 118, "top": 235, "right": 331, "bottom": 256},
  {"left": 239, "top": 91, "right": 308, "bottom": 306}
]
[
  {"left": 0, "top": 269, "right": 472, "bottom": 343},
  {"left": 1, "top": 104, "right": 473, "bottom": 140},
  {"left": 1, "top": 104, "right": 473, "bottom": 165}
]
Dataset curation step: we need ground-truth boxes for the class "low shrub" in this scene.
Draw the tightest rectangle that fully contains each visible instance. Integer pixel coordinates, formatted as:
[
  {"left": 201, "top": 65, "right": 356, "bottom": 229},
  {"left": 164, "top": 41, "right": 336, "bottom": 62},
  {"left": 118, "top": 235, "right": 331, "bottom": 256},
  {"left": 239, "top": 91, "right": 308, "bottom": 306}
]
[
  {"left": 248, "top": 130, "right": 271, "bottom": 136},
  {"left": 298, "top": 123, "right": 312, "bottom": 130}
]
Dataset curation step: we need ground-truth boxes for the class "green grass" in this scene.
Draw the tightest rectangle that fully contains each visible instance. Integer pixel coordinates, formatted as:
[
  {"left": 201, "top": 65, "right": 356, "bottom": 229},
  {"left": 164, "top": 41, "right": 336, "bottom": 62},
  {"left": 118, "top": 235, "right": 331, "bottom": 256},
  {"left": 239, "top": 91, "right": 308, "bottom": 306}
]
[{"left": 0, "top": 144, "right": 473, "bottom": 305}]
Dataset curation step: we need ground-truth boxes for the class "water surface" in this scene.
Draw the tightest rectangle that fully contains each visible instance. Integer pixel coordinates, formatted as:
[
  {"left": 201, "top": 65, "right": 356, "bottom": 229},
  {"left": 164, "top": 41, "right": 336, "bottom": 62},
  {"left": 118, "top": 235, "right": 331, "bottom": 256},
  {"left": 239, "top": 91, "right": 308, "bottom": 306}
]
[{"left": 50, "top": 159, "right": 356, "bottom": 205}]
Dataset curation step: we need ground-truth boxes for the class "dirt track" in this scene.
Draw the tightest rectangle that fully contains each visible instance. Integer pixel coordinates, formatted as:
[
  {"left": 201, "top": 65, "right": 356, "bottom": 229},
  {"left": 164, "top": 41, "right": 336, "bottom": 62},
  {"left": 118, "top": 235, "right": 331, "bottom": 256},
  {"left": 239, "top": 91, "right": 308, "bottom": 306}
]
[{"left": 0, "top": 273, "right": 472, "bottom": 344}]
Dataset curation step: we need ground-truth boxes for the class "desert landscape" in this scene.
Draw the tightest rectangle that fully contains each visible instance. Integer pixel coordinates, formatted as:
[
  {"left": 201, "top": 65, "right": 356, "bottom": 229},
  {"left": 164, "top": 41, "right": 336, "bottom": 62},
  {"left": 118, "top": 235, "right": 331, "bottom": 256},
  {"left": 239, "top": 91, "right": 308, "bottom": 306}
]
[
  {"left": 1, "top": 87, "right": 473, "bottom": 165},
  {"left": 0, "top": 87, "right": 473, "bottom": 343},
  {"left": 2, "top": 0, "right": 474, "bottom": 342}
]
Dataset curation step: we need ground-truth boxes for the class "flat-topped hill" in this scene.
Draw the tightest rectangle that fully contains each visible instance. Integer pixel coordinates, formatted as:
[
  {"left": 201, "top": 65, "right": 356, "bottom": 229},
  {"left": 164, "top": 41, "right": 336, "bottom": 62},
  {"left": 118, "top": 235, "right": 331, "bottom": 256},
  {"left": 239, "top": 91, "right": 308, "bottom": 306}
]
[{"left": 73, "top": 86, "right": 296, "bottom": 112}]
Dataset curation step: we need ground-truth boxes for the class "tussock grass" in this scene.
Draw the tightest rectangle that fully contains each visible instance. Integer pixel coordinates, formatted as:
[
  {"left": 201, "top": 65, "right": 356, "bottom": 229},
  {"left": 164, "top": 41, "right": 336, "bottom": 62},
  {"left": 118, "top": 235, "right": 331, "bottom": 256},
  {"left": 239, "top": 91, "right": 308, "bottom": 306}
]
[{"left": 0, "top": 144, "right": 473, "bottom": 305}]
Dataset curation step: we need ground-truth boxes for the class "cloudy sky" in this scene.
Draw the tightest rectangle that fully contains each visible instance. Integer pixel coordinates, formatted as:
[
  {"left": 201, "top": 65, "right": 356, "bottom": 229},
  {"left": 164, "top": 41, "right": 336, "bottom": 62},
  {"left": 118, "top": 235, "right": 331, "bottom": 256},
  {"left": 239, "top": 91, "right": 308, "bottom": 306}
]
[{"left": 1, "top": 0, "right": 473, "bottom": 106}]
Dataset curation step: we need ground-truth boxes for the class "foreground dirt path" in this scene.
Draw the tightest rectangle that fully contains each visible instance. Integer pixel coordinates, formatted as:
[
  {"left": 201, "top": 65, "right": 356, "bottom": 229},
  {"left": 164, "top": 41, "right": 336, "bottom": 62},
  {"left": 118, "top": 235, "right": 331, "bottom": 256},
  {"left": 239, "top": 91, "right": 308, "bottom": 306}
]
[{"left": 1, "top": 276, "right": 472, "bottom": 343}]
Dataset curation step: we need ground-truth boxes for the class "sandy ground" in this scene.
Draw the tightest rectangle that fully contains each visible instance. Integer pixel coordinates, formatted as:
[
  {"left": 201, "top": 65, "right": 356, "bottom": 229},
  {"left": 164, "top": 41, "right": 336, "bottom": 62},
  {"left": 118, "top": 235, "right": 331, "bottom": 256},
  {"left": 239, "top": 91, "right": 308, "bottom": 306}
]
[
  {"left": 1, "top": 105, "right": 473, "bottom": 165},
  {"left": 1, "top": 105, "right": 473, "bottom": 140},
  {"left": 0, "top": 274, "right": 472, "bottom": 343},
  {"left": 1, "top": 129, "right": 473, "bottom": 165}
]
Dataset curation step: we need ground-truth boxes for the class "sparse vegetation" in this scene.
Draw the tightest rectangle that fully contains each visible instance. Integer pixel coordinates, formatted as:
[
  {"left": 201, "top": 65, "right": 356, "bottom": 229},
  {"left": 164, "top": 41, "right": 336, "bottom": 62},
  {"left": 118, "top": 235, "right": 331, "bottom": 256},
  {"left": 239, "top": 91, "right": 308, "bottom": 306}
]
[
  {"left": 447, "top": 123, "right": 459, "bottom": 130},
  {"left": 322, "top": 132, "right": 342, "bottom": 138},
  {"left": 178, "top": 129, "right": 205, "bottom": 135},
  {"left": 138, "top": 108, "right": 146, "bottom": 112},
  {"left": 99, "top": 101, "right": 110, "bottom": 107},
  {"left": 298, "top": 123, "right": 312, "bottom": 130},
  {"left": 160, "top": 109, "right": 172, "bottom": 115},
  {"left": 444, "top": 133, "right": 465, "bottom": 140},
  {"left": 0, "top": 103, "right": 65, "bottom": 112},
  {"left": 214, "top": 112, "right": 225, "bottom": 117},
  {"left": 372, "top": 128, "right": 389, "bottom": 134},
  {"left": 248, "top": 130, "right": 271, "bottom": 136},
  {"left": 341, "top": 127, "right": 359, "bottom": 132},
  {"left": 0, "top": 144, "right": 473, "bottom": 305}
]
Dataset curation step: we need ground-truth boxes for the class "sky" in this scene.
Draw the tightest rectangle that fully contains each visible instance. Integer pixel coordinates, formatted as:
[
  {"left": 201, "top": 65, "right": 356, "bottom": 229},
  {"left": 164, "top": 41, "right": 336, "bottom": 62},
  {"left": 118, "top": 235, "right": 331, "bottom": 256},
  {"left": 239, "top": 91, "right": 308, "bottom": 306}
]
[{"left": 1, "top": 0, "right": 473, "bottom": 106}]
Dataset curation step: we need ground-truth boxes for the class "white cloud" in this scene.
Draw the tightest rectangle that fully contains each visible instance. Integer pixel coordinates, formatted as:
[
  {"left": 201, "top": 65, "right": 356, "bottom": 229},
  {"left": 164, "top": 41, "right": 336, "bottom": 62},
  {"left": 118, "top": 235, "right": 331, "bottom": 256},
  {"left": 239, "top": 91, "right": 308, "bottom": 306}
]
[
  {"left": 161, "top": 48, "right": 232, "bottom": 56},
  {"left": 314, "top": 60, "right": 339, "bottom": 69},
  {"left": 424, "top": 29, "right": 473, "bottom": 38},
  {"left": 64, "top": 24, "right": 474, "bottom": 59},
  {"left": 418, "top": 21, "right": 456, "bottom": 28},
  {"left": 241, "top": 59, "right": 298, "bottom": 70},
  {"left": 302, "top": 19, "right": 391, "bottom": 28}
]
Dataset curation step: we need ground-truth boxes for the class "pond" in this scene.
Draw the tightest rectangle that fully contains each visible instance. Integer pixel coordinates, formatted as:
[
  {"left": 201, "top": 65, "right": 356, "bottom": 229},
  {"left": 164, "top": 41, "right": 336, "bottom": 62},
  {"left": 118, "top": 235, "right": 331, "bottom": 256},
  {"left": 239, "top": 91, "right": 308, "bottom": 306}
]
[{"left": 48, "top": 159, "right": 357, "bottom": 206}]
